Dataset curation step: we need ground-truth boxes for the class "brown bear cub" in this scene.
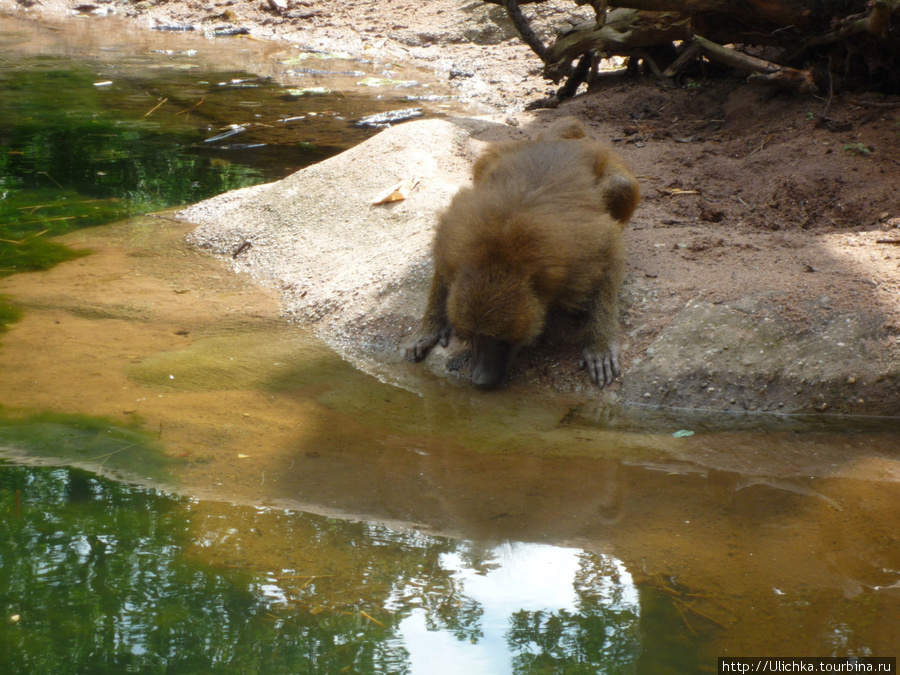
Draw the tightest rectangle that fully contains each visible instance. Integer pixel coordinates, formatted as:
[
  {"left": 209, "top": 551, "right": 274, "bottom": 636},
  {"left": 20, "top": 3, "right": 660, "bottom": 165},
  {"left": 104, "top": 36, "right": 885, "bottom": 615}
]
[{"left": 405, "top": 117, "right": 640, "bottom": 389}]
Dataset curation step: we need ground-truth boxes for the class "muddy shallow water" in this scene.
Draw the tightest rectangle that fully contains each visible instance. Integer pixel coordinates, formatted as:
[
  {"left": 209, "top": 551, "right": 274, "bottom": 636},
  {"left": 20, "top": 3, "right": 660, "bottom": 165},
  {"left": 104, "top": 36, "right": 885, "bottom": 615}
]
[
  {"left": 1, "top": 215, "right": 899, "bottom": 667},
  {"left": 1, "top": 14, "right": 899, "bottom": 673}
]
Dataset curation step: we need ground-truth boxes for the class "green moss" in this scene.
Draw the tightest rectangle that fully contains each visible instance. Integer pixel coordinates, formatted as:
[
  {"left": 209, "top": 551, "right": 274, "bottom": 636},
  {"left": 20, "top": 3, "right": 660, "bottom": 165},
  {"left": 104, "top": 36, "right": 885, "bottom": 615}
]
[
  {"left": 126, "top": 328, "right": 343, "bottom": 391},
  {"left": 0, "top": 409, "right": 174, "bottom": 482},
  {"left": 0, "top": 296, "right": 24, "bottom": 332},
  {"left": 0, "top": 237, "right": 91, "bottom": 278}
]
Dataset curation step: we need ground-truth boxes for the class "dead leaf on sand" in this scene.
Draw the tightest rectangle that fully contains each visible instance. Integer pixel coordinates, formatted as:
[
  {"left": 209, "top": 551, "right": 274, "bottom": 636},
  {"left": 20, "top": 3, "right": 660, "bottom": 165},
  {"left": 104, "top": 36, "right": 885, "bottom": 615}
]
[{"left": 371, "top": 178, "right": 420, "bottom": 205}]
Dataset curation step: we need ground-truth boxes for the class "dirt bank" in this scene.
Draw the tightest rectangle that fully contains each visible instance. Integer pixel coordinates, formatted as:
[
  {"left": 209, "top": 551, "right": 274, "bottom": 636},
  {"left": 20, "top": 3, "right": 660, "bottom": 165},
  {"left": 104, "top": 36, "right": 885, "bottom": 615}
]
[{"left": 5, "top": 0, "right": 900, "bottom": 416}]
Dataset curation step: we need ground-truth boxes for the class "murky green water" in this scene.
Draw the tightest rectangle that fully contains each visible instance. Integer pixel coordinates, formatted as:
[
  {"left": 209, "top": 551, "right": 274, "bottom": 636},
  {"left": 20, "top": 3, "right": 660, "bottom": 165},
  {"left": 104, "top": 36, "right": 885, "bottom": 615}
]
[
  {"left": 0, "top": 461, "right": 699, "bottom": 674},
  {"left": 0, "top": 16, "right": 453, "bottom": 278},
  {"left": 1, "top": 13, "right": 900, "bottom": 675}
]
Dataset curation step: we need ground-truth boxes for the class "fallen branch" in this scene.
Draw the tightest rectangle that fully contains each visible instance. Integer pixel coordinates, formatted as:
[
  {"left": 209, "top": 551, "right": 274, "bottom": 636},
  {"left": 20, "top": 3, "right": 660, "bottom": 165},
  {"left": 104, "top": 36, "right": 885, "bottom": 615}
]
[
  {"left": 662, "top": 41, "right": 700, "bottom": 79},
  {"left": 504, "top": 0, "right": 547, "bottom": 61},
  {"left": 143, "top": 97, "right": 168, "bottom": 117},
  {"left": 543, "top": 8, "right": 691, "bottom": 82},
  {"left": 693, "top": 35, "right": 819, "bottom": 93},
  {"left": 491, "top": 0, "right": 900, "bottom": 96},
  {"left": 177, "top": 97, "right": 205, "bottom": 115}
]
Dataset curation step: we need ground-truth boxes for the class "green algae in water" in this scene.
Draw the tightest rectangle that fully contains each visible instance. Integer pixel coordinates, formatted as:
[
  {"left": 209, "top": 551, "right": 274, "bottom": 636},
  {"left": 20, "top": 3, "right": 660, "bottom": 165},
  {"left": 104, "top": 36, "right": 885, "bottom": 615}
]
[
  {"left": 0, "top": 54, "right": 345, "bottom": 281},
  {"left": 124, "top": 328, "right": 348, "bottom": 392},
  {"left": 0, "top": 462, "right": 703, "bottom": 674},
  {"left": 0, "top": 296, "right": 23, "bottom": 333},
  {"left": 0, "top": 217, "right": 91, "bottom": 277},
  {"left": 0, "top": 411, "right": 173, "bottom": 482},
  {"left": 0, "top": 30, "right": 449, "bottom": 334},
  {"left": 0, "top": 65, "right": 263, "bottom": 278}
]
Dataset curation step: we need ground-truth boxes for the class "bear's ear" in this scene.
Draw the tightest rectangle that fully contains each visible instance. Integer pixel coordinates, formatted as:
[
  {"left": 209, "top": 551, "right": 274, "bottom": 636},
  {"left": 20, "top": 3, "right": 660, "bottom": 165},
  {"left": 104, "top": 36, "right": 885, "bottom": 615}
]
[
  {"left": 472, "top": 142, "right": 519, "bottom": 185},
  {"left": 593, "top": 149, "right": 641, "bottom": 225},
  {"left": 537, "top": 116, "right": 587, "bottom": 141}
]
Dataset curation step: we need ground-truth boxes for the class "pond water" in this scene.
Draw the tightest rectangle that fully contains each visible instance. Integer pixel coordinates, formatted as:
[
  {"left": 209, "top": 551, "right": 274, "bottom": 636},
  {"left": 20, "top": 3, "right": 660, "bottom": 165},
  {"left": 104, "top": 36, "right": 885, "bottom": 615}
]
[
  {"left": 1, "top": 462, "right": 683, "bottom": 674},
  {"left": 0, "top": 15, "right": 453, "bottom": 277},
  {"left": 1, "top": 14, "right": 900, "bottom": 675}
]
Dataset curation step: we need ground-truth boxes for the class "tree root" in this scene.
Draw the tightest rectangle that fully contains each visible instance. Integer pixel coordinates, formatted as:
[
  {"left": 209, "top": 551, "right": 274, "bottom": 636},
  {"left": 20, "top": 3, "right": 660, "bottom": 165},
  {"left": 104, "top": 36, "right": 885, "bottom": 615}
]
[
  {"left": 503, "top": 0, "right": 547, "bottom": 61},
  {"left": 693, "top": 35, "right": 819, "bottom": 93},
  {"left": 543, "top": 8, "right": 691, "bottom": 82},
  {"left": 489, "top": 0, "right": 900, "bottom": 97}
]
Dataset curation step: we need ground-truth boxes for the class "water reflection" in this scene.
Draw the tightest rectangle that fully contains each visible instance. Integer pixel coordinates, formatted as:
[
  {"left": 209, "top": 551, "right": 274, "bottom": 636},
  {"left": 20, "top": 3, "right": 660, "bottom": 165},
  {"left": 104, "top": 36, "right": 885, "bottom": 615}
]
[
  {"left": 0, "top": 213, "right": 898, "bottom": 663},
  {"left": 1, "top": 212, "right": 899, "bottom": 663},
  {"left": 394, "top": 545, "right": 640, "bottom": 674},
  {"left": 0, "top": 15, "right": 454, "bottom": 277},
  {"left": 0, "top": 463, "right": 692, "bottom": 674}
]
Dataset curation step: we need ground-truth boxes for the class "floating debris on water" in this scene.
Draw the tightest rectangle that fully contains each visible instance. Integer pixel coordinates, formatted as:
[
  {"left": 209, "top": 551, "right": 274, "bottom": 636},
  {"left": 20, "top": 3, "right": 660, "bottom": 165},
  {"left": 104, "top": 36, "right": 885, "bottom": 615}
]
[
  {"left": 285, "top": 87, "right": 331, "bottom": 96},
  {"left": 217, "top": 77, "right": 272, "bottom": 87},
  {"left": 355, "top": 108, "right": 423, "bottom": 128},
  {"left": 281, "top": 52, "right": 355, "bottom": 65},
  {"left": 152, "top": 24, "right": 196, "bottom": 32},
  {"left": 207, "top": 143, "right": 268, "bottom": 151},
  {"left": 286, "top": 68, "right": 367, "bottom": 77},
  {"left": 207, "top": 26, "right": 251, "bottom": 38},
  {"left": 204, "top": 125, "right": 248, "bottom": 143},
  {"left": 404, "top": 94, "right": 455, "bottom": 102},
  {"left": 357, "top": 76, "right": 419, "bottom": 88}
]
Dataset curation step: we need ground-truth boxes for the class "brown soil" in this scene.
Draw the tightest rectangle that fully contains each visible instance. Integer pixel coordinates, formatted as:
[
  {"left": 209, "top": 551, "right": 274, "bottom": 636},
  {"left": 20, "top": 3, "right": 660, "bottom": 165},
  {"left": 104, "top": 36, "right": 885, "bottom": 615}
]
[{"left": 4, "top": 0, "right": 900, "bottom": 412}]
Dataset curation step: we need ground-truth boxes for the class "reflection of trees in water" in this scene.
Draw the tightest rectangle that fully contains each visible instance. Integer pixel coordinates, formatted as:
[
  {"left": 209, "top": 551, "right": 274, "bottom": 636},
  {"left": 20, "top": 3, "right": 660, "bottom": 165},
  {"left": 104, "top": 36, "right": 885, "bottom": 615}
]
[
  {"left": 507, "top": 552, "right": 641, "bottom": 673},
  {"left": 0, "top": 465, "right": 419, "bottom": 673},
  {"left": 0, "top": 463, "right": 697, "bottom": 673},
  {"left": 387, "top": 540, "right": 493, "bottom": 644}
]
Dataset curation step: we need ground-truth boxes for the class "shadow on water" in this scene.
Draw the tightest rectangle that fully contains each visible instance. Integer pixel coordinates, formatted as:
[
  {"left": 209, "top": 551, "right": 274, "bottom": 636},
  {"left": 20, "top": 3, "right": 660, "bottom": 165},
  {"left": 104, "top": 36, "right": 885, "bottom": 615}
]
[{"left": 1, "top": 13, "right": 899, "bottom": 675}]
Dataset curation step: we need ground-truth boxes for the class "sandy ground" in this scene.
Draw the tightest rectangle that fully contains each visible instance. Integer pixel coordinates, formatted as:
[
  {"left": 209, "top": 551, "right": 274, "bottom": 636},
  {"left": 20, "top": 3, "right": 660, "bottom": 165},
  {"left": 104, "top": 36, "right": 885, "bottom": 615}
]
[{"left": 4, "top": 0, "right": 900, "bottom": 414}]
